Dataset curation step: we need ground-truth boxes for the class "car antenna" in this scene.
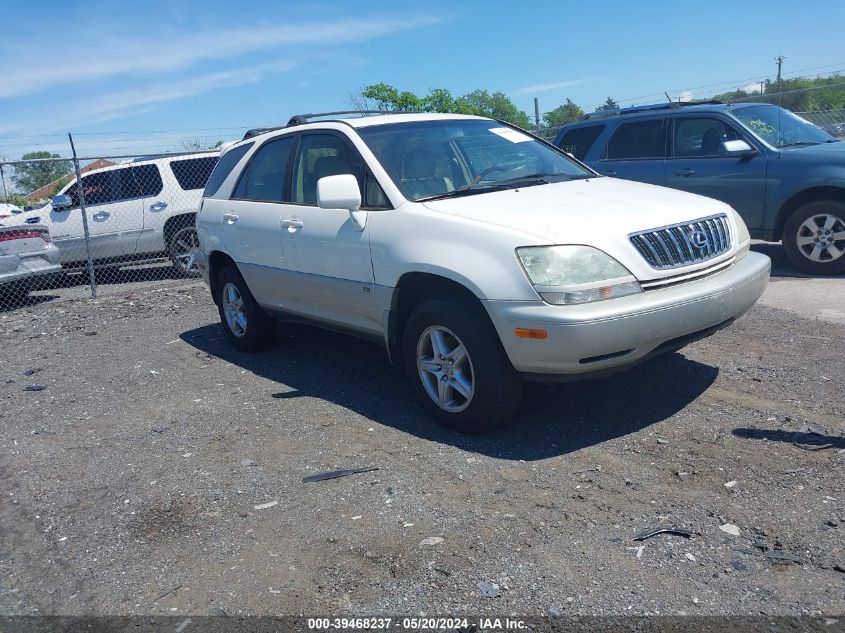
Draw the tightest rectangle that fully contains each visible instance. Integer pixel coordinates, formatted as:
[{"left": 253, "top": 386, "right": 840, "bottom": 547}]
[{"left": 664, "top": 91, "right": 673, "bottom": 103}]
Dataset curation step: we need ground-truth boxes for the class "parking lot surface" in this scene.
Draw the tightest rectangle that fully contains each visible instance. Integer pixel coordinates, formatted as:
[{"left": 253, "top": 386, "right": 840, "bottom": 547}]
[{"left": 1, "top": 247, "right": 843, "bottom": 617}]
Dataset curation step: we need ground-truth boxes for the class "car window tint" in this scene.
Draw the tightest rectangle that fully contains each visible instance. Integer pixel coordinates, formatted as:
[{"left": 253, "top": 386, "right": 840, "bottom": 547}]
[
  {"left": 291, "top": 134, "right": 364, "bottom": 205},
  {"left": 171, "top": 156, "right": 218, "bottom": 190},
  {"left": 558, "top": 125, "right": 605, "bottom": 160},
  {"left": 606, "top": 119, "right": 666, "bottom": 159},
  {"left": 204, "top": 143, "right": 253, "bottom": 197},
  {"left": 232, "top": 137, "right": 295, "bottom": 202},
  {"left": 67, "top": 168, "right": 142, "bottom": 207},
  {"left": 673, "top": 117, "right": 743, "bottom": 157},
  {"left": 133, "top": 164, "right": 164, "bottom": 197},
  {"left": 364, "top": 172, "right": 391, "bottom": 210}
]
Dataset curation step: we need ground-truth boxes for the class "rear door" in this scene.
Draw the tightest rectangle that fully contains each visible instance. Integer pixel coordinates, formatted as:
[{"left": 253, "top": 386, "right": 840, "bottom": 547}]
[
  {"left": 596, "top": 117, "right": 667, "bottom": 186},
  {"left": 664, "top": 115, "right": 767, "bottom": 228}
]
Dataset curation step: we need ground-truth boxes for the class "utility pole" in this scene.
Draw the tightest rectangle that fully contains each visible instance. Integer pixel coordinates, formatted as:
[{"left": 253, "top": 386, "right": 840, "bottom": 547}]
[
  {"left": 0, "top": 160, "right": 8, "bottom": 203},
  {"left": 534, "top": 98, "right": 540, "bottom": 135},
  {"left": 775, "top": 55, "right": 785, "bottom": 96}
]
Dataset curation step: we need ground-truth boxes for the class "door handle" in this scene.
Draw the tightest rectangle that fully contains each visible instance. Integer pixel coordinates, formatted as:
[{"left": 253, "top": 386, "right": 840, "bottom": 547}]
[
  {"left": 603, "top": 170, "right": 617, "bottom": 176},
  {"left": 92, "top": 212, "right": 110, "bottom": 220},
  {"left": 150, "top": 201, "right": 168, "bottom": 211},
  {"left": 222, "top": 212, "right": 238, "bottom": 225},
  {"left": 674, "top": 168, "right": 696, "bottom": 177},
  {"left": 281, "top": 218, "right": 304, "bottom": 230}
]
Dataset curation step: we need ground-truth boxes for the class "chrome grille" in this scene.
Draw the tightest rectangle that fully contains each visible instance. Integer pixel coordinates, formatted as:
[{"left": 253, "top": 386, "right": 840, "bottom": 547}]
[{"left": 629, "top": 213, "right": 732, "bottom": 270}]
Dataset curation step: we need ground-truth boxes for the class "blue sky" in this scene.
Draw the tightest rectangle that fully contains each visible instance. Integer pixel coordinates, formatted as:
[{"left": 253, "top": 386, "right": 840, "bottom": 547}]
[{"left": 1, "top": 0, "right": 844, "bottom": 158}]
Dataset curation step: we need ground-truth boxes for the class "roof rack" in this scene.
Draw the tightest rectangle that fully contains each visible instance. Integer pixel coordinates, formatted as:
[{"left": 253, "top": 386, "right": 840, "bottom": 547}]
[
  {"left": 241, "top": 110, "right": 420, "bottom": 140},
  {"left": 582, "top": 100, "right": 724, "bottom": 120}
]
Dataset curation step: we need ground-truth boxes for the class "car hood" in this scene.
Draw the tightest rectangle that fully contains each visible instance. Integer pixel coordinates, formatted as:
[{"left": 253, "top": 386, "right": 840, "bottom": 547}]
[
  {"left": 420, "top": 176, "right": 732, "bottom": 244},
  {"left": 777, "top": 140, "right": 845, "bottom": 160}
]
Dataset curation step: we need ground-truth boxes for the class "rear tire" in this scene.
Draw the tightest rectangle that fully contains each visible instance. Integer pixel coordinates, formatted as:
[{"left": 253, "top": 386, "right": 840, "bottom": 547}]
[
  {"left": 783, "top": 200, "right": 845, "bottom": 275},
  {"left": 216, "top": 265, "right": 275, "bottom": 352},
  {"left": 168, "top": 224, "right": 202, "bottom": 278},
  {"left": 402, "top": 297, "right": 521, "bottom": 433}
]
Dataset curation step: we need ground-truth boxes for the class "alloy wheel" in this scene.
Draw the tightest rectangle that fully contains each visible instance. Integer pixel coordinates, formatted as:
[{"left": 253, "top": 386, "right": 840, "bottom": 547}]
[
  {"left": 170, "top": 226, "right": 201, "bottom": 274},
  {"left": 795, "top": 213, "right": 845, "bottom": 263},
  {"left": 416, "top": 325, "right": 474, "bottom": 412},
  {"left": 222, "top": 282, "right": 247, "bottom": 337}
]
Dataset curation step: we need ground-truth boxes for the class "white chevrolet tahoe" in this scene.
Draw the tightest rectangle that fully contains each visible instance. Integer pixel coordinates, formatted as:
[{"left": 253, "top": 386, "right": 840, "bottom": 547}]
[
  {"left": 195, "top": 112, "right": 770, "bottom": 433},
  {"left": 9, "top": 153, "right": 218, "bottom": 276}
]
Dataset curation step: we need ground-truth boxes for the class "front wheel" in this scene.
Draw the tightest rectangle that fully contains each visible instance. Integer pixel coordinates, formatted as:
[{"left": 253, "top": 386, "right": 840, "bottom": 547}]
[
  {"left": 783, "top": 200, "right": 845, "bottom": 275},
  {"left": 402, "top": 298, "right": 521, "bottom": 433},
  {"left": 216, "top": 265, "right": 275, "bottom": 352}
]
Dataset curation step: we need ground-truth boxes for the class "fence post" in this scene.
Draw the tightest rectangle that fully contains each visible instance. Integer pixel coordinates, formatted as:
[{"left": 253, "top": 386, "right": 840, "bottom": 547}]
[
  {"left": 0, "top": 163, "right": 8, "bottom": 202},
  {"left": 68, "top": 133, "right": 97, "bottom": 299}
]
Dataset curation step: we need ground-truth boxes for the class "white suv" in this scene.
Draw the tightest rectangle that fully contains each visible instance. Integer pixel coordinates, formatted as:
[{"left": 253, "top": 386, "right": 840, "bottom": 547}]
[
  {"left": 196, "top": 112, "right": 770, "bottom": 433},
  {"left": 8, "top": 153, "right": 218, "bottom": 276}
]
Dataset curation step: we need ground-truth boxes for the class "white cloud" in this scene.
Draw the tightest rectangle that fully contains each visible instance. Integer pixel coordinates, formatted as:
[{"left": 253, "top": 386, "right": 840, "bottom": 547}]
[
  {"left": 741, "top": 82, "right": 762, "bottom": 94},
  {"left": 0, "top": 14, "right": 443, "bottom": 98},
  {"left": 511, "top": 79, "right": 586, "bottom": 95},
  {"left": 676, "top": 90, "right": 694, "bottom": 102}
]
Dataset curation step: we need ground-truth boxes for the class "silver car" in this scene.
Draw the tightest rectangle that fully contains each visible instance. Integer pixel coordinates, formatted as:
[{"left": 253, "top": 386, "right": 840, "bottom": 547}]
[{"left": 0, "top": 224, "right": 62, "bottom": 305}]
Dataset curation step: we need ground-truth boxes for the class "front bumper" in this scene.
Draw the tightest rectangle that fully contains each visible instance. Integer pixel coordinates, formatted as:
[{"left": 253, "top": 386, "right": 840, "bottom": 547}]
[{"left": 484, "top": 251, "right": 770, "bottom": 377}]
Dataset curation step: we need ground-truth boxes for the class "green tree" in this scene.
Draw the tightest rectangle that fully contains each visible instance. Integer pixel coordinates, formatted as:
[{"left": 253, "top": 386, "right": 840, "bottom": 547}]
[
  {"left": 355, "top": 84, "right": 532, "bottom": 128},
  {"left": 542, "top": 99, "right": 585, "bottom": 135},
  {"left": 595, "top": 97, "right": 620, "bottom": 112},
  {"left": 13, "top": 151, "right": 72, "bottom": 194}
]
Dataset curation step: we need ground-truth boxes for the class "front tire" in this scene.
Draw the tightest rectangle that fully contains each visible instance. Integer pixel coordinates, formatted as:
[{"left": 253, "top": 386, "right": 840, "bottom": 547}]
[
  {"left": 216, "top": 265, "right": 275, "bottom": 352},
  {"left": 402, "top": 298, "right": 521, "bottom": 433},
  {"left": 783, "top": 200, "right": 845, "bottom": 275}
]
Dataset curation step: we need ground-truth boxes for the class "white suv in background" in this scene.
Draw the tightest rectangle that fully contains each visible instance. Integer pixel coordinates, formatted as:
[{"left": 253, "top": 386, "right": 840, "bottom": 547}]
[
  {"left": 196, "top": 112, "right": 770, "bottom": 433},
  {"left": 7, "top": 153, "right": 218, "bottom": 276}
]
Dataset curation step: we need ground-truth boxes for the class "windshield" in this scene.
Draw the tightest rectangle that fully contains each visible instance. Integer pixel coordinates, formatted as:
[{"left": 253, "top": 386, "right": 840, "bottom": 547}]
[
  {"left": 732, "top": 104, "right": 834, "bottom": 148},
  {"left": 356, "top": 119, "right": 593, "bottom": 201}
]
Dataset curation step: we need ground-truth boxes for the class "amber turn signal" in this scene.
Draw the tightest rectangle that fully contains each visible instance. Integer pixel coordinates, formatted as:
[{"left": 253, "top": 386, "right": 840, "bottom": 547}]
[{"left": 514, "top": 328, "right": 548, "bottom": 339}]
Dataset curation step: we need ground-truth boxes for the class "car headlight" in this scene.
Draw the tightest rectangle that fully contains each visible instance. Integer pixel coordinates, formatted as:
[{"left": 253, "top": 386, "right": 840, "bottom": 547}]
[
  {"left": 516, "top": 245, "right": 642, "bottom": 305},
  {"left": 731, "top": 210, "right": 751, "bottom": 261}
]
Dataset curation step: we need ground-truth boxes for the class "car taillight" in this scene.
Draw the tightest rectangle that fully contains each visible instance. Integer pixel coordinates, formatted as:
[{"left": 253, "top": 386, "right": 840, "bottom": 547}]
[{"left": 0, "top": 228, "right": 50, "bottom": 243}]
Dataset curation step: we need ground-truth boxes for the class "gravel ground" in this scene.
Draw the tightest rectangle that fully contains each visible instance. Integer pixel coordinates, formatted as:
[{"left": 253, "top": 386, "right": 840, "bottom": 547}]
[{"left": 1, "top": 269, "right": 843, "bottom": 619}]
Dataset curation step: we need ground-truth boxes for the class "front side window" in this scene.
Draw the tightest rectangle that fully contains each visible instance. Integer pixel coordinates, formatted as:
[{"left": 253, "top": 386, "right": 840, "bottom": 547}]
[
  {"left": 357, "top": 119, "right": 591, "bottom": 202},
  {"left": 672, "top": 117, "right": 743, "bottom": 157},
  {"left": 605, "top": 119, "right": 666, "bottom": 160},
  {"left": 291, "top": 134, "right": 365, "bottom": 205},
  {"left": 232, "top": 137, "right": 294, "bottom": 202},
  {"left": 558, "top": 125, "right": 605, "bottom": 160},
  {"left": 731, "top": 104, "right": 834, "bottom": 148},
  {"left": 67, "top": 167, "right": 152, "bottom": 207}
]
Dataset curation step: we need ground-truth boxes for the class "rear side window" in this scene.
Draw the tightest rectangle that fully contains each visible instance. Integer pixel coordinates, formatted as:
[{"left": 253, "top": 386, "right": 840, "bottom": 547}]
[
  {"left": 203, "top": 143, "right": 253, "bottom": 197},
  {"left": 232, "top": 137, "right": 295, "bottom": 202},
  {"left": 606, "top": 119, "right": 666, "bottom": 159},
  {"left": 171, "top": 156, "right": 218, "bottom": 190},
  {"left": 557, "top": 125, "right": 604, "bottom": 160},
  {"left": 133, "top": 164, "right": 164, "bottom": 197}
]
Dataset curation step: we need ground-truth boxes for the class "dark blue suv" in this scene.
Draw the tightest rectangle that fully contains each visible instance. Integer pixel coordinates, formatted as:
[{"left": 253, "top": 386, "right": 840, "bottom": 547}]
[{"left": 554, "top": 102, "right": 845, "bottom": 274}]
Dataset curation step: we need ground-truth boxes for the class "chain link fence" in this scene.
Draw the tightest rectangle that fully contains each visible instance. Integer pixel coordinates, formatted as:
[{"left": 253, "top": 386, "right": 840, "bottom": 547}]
[{"left": 0, "top": 148, "right": 219, "bottom": 308}]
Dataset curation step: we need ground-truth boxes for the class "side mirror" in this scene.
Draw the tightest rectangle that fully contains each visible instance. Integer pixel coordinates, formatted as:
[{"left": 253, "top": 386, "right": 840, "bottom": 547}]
[
  {"left": 719, "top": 140, "right": 756, "bottom": 157},
  {"left": 52, "top": 194, "right": 73, "bottom": 210},
  {"left": 317, "top": 174, "right": 361, "bottom": 212}
]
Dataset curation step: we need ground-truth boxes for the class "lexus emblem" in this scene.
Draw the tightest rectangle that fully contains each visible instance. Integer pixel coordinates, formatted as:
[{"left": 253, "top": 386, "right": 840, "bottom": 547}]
[{"left": 688, "top": 230, "right": 708, "bottom": 249}]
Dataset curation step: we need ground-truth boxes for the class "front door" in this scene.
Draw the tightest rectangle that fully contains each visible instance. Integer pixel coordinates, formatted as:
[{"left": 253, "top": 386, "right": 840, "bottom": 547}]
[
  {"left": 57, "top": 166, "right": 145, "bottom": 264},
  {"left": 278, "top": 132, "right": 379, "bottom": 334},
  {"left": 664, "top": 115, "right": 767, "bottom": 229}
]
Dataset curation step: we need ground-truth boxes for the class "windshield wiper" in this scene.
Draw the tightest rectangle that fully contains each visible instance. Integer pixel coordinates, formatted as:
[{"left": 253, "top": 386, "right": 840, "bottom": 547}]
[{"left": 415, "top": 177, "right": 549, "bottom": 202}]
